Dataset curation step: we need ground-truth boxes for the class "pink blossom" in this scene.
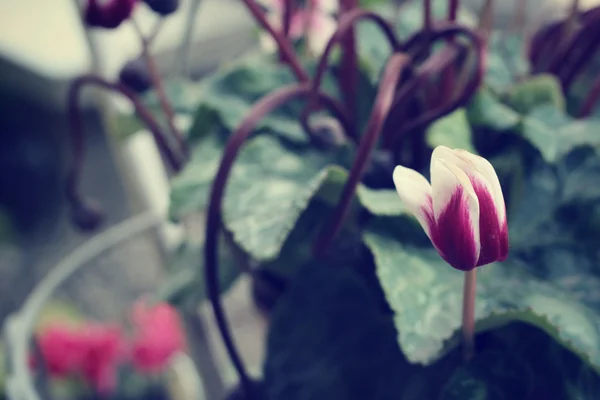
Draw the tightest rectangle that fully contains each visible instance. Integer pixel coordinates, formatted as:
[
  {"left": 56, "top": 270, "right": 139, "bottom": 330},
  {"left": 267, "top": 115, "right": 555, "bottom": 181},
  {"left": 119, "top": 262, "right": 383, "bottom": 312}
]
[
  {"left": 130, "top": 301, "right": 186, "bottom": 373},
  {"left": 393, "top": 146, "right": 509, "bottom": 271},
  {"left": 35, "top": 323, "right": 126, "bottom": 394},
  {"left": 35, "top": 324, "right": 87, "bottom": 377},
  {"left": 78, "top": 324, "right": 127, "bottom": 394},
  {"left": 260, "top": 0, "right": 337, "bottom": 55},
  {"left": 84, "top": 0, "right": 137, "bottom": 29}
]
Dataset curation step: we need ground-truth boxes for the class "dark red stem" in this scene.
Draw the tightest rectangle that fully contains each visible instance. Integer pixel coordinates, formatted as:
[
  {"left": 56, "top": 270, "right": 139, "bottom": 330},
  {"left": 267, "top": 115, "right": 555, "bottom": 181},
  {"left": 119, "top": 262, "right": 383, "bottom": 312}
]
[
  {"left": 241, "top": 0, "right": 309, "bottom": 82},
  {"left": 424, "top": 0, "right": 432, "bottom": 31},
  {"left": 578, "top": 74, "right": 600, "bottom": 118},
  {"left": 66, "top": 74, "right": 185, "bottom": 204},
  {"left": 313, "top": 53, "right": 410, "bottom": 256},
  {"left": 303, "top": 8, "right": 400, "bottom": 141},
  {"left": 283, "top": 0, "right": 294, "bottom": 38},
  {"left": 204, "top": 84, "right": 352, "bottom": 398},
  {"left": 339, "top": 0, "right": 359, "bottom": 126},
  {"left": 449, "top": 0, "right": 460, "bottom": 21}
]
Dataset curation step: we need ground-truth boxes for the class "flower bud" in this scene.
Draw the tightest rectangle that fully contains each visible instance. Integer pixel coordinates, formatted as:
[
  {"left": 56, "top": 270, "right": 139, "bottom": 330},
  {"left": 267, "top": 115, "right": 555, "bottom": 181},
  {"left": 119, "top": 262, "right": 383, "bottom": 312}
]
[
  {"left": 393, "top": 146, "right": 508, "bottom": 271},
  {"left": 119, "top": 58, "right": 152, "bottom": 93},
  {"left": 84, "top": 0, "right": 137, "bottom": 29},
  {"left": 143, "top": 0, "right": 180, "bottom": 16}
]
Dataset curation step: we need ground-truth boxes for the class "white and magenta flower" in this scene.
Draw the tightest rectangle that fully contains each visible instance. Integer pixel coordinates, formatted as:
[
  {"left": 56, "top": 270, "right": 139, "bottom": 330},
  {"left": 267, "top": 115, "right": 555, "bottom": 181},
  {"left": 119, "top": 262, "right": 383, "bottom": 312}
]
[{"left": 393, "top": 146, "right": 508, "bottom": 271}]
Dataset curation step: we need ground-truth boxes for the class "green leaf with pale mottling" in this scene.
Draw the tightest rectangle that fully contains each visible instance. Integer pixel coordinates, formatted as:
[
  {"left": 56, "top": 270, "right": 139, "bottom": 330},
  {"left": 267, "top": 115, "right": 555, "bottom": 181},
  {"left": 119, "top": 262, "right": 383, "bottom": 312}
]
[
  {"left": 485, "top": 33, "right": 529, "bottom": 94},
  {"left": 363, "top": 229, "right": 600, "bottom": 373},
  {"left": 426, "top": 108, "right": 475, "bottom": 153},
  {"left": 356, "top": 187, "right": 406, "bottom": 216},
  {"left": 170, "top": 135, "right": 344, "bottom": 261},
  {"left": 467, "top": 89, "right": 520, "bottom": 131},
  {"left": 506, "top": 74, "right": 565, "bottom": 114},
  {"left": 522, "top": 105, "right": 600, "bottom": 163}
]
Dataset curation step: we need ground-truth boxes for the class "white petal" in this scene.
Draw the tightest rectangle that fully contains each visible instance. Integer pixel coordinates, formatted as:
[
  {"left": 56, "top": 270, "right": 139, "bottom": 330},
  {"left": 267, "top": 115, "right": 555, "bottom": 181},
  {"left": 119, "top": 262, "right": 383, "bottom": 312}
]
[
  {"left": 392, "top": 165, "right": 435, "bottom": 239},
  {"left": 454, "top": 149, "right": 506, "bottom": 225},
  {"left": 432, "top": 146, "right": 504, "bottom": 221},
  {"left": 430, "top": 158, "right": 480, "bottom": 260}
]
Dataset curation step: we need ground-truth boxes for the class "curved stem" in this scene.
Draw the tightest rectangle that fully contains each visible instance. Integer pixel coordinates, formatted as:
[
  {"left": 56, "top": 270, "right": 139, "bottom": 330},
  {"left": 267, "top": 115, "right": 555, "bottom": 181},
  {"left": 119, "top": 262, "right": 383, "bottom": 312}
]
[
  {"left": 131, "top": 18, "right": 189, "bottom": 158},
  {"left": 387, "top": 25, "right": 484, "bottom": 145},
  {"left": 241, "top": 0, "right": 309, "bottom": 82},
  {"left": 303, "top": 8, "right": 400, "bottom": 140},
  {"left": 578, "top": 74, "right": 600, "bottom": 118},
  {"left": 449, "top": 0, "right": 460, "bottom": 21},
  {"left": 204, "top": 84, "right": 352, "bottom": 397},
  {"left": 283, "top": 0, "right": 294, "bottom": 38},
  {"left": 557, "top": 22, "right": 600, "bottom": 91},
  {"left": 66, "top": 74, "right": 185, "bottom": 206},
  {"left": 313, "top": 53, "right": 410, "bottom": 257},
  {"left": 339, "top": 0, "right": 359, "bottom": 125}
]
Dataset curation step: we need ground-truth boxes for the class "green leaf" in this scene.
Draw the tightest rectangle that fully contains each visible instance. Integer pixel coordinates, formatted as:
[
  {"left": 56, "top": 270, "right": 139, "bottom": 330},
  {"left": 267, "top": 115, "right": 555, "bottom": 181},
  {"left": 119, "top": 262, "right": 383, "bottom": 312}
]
[
  {"left": 157, "top": 236, "right": 245, "bottom": 309},
  {"left": 363, "top": 227, "right": 600, "bottom": 373},
  {"left": 439, "top": 351, "right": 533, "bottom": 400},
  {"left": 426, "top": 108, "right": 475, "bottom": 153},
  {"left": 187, "top": 55, "right": 335, "bottom": 145},
  {"left": 467, "top": 88, "right": 520, "bottom": 131},
  {"left": 263, "top": 261, "right": 410, "bottom": 400},
  {"left": 521, "top": 105, "right": 600, "bottom": 163},
  {"left": 170, "top": 134, "right": 345, "bottom": 262},
  {"left": 485, "top": 32, "right": 529, "bottom": 93},
  {"left": 505, "top": 74, "right": 565, "bottom": 114}
]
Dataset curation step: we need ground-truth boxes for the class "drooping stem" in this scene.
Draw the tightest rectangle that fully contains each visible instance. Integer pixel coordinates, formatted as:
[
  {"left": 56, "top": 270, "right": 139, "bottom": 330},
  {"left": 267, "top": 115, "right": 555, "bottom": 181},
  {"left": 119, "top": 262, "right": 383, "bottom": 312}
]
[
  {"left": 242, "top": 0, "right": 309, "bottom": 81},
  {"left": 448, "top": 0, "right": 460, "bottom": 21},
  {"left": 424, "top": 0, "right": 432, "bottom": 31},
  {"left": 339, "top": 0, "right": 359, "bottom": 125},
  {"left": 313, "top": 53, "right": 410, "bottom": 256},
  {"left": 66, "top": 74, "right": 185, "bottom": 207},
  {"left": 283, "top": 0, "right": 294, "bottom": 38},
  {"left": 578, "top": 74, "right": 600, "bottom": 117},
  {"left": 204, "top": 84, "right": 351, "bottom": 398},
  {"left": 462, "top": 269, "right": 477, "bottom": 361},
  {"left": 303, "top": 8, "right": 400, "bottom": 141},
  {"left": 131, "top": 18, "right": 188, "bottom": 158}
]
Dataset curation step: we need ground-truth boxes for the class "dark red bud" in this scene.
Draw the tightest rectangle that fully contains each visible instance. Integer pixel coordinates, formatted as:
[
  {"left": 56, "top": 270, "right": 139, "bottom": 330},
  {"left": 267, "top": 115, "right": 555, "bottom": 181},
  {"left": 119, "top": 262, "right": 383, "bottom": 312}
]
[
  {"left": 84, "top": 0, "right": 137, "bottom": 29},
  {"left": 70, "top": 197, "right": 104, "bottom": 232},
  {"left": 143, "top": 0, "right": 180, "bottom": 16},
  {"left": 119, "top": 58, "right": 152, "bottom": 93}
]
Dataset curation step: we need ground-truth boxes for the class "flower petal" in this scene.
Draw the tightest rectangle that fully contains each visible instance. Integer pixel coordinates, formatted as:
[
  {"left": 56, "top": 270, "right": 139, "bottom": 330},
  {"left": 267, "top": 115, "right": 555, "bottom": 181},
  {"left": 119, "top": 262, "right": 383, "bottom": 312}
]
[
  {"left": 392, "top": 165, "right": 435, "bottom": 239},
  {"left": 454, "top": 149, "right": 506, "bottom": 226},
  {"left": 430, "top": 159, "right": 480, "bottom": 271},
  {"left": 432, "top": 146, "right": 508, "bottom": 265}
]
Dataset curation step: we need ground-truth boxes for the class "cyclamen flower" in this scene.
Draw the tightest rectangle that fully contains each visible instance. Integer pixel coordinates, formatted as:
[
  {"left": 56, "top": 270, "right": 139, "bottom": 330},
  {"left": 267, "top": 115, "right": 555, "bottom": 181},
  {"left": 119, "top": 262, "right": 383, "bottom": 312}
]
[
  {"left": 393, "top": 146, "right": 508, "bottom": 271},
  {"left": 259, "top": 0, "right": 337, "bottom": 55},
  {"left": 84, "top": 0, "right": 137, "bottom": 29},
  {"left": 130, "top": 300, "right": 185, "bottom": 373}
]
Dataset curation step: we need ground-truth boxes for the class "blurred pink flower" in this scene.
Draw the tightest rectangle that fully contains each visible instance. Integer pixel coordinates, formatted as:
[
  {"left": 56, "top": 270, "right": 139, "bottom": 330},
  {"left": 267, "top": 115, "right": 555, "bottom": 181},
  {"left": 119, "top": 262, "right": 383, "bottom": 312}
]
[
  {"left": 35, "top": 323, "right": 126, "bottom": 394},
  {"left": 35, "top": 324, "right": 87, "bottom": 377},
  {"left": 130, "top": 300, "right": 186, "bottom": 373},
  {"left": 79, "top": 324, "right": 127, "bottom": 394},
  {"left": 84, "top": 0, "right": 137, "bottom": 29},
  {"left": 259, "top": 0, "right": 338, "bottom": 55}
]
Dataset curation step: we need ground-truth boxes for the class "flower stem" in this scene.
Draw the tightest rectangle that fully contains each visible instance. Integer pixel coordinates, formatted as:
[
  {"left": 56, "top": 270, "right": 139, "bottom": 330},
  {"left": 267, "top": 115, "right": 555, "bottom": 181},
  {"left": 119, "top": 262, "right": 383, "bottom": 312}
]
[
  {"left": 131, "top": 18, "right": 189, "bottom": 158},
  {"left": 339, "top": 0, "right": 359, "bottom": 124},
  {"left": 241, "top": 0, "right": 309, "bottom": 82},
  {"left": 462, "top": 268, "right": 477, "bottom": 361}
]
